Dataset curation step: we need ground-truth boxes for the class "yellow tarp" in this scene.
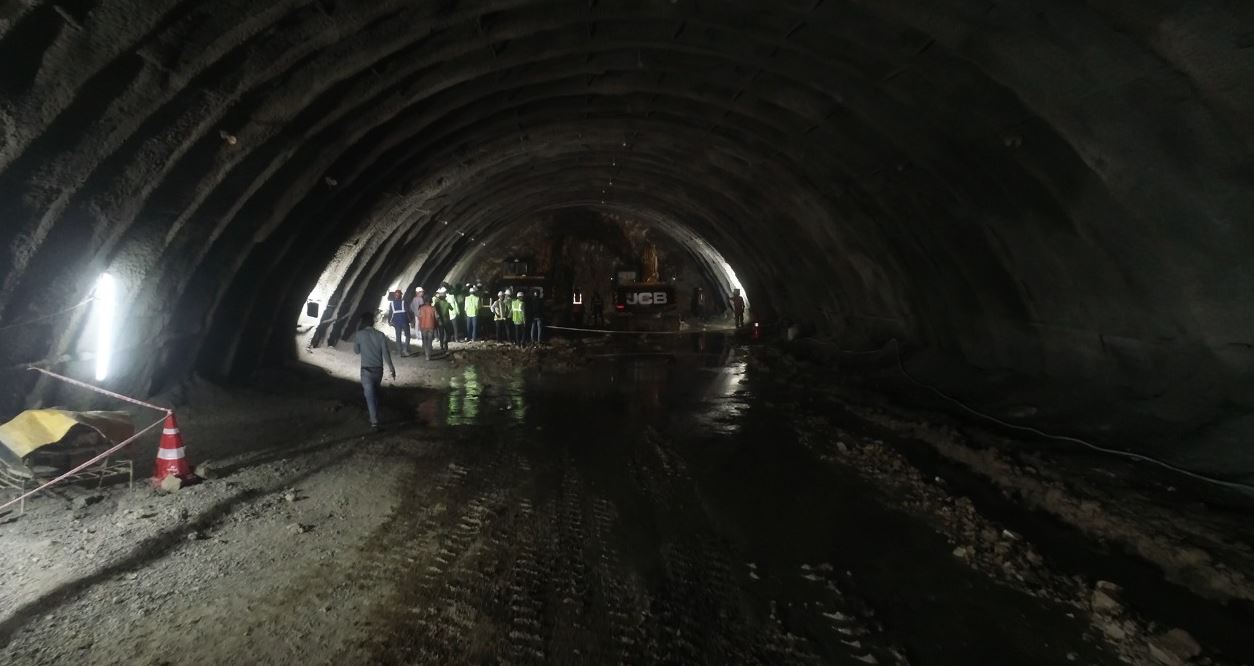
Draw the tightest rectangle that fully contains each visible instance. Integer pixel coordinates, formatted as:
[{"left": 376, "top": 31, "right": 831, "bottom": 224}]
[{"left": 0, "top": 410, "right": 135, "bottom": 459}]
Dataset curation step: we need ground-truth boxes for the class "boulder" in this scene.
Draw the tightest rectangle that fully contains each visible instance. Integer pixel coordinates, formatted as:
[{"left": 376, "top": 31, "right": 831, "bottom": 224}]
[
  {"left": 1147, "top": 629, "right": 1201, "bottom": 665},
  {"left": 1091, "top": 588, "right": 1121, "bottom": 613}
]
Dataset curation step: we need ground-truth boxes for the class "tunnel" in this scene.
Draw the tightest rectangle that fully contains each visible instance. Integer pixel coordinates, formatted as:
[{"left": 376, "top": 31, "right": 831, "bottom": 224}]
[{"left": 2, "top": 1, "right": 1254, "bottom": 664}]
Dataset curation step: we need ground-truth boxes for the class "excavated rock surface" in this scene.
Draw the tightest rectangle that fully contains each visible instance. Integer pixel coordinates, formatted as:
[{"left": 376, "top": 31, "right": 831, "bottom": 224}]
[{"left": 1, "top": 2, "right": 1253, "bottom": 467}]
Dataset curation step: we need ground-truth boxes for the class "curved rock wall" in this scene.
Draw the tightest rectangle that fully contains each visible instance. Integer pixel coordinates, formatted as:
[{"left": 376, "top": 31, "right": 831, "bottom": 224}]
[{"left": 1, "top": 1, "right": 1252, "bottom": 457}]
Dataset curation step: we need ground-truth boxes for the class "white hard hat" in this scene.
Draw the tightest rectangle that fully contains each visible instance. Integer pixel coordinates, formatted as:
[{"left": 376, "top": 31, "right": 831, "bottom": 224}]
[
  {"left": 516, "top": 291, "right": 523, "bottom": 297},
  {"left": 416, "top": 287, "right": 424, "bottom": 292},
  {"left": 497, "top": 290, "right": 504, "bottom": 295},
  {"left": 436, "top": 286, "right": 447, "bottom": 294},
  {"left": 469, "top": 287, "right": 476, "bottom": 293}
]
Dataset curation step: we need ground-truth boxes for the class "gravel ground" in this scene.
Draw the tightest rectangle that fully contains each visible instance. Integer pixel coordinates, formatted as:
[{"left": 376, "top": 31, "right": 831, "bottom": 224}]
[{"left": 0, "top": 338, "right": 1246, "bottom": 665}]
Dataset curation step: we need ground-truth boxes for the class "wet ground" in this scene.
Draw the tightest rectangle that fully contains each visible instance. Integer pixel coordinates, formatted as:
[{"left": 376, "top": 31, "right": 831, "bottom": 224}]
[
  {"left": 2, "top": 333, "right": 1250, "bottom": 665},
  {"left": 367, "top": 341, "right": 1114, "bottom": 664}
]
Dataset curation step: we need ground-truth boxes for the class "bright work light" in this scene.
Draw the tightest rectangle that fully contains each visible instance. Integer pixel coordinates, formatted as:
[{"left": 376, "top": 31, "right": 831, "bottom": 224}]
[{"left": 94, "top": 273, "right": 116, "bottom": 381}]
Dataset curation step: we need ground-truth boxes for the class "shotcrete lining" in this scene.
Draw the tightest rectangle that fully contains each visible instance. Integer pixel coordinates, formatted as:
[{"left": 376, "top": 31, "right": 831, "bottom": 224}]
[{"left": 0, "top": 1, "right": 1250, "bottom": 442}]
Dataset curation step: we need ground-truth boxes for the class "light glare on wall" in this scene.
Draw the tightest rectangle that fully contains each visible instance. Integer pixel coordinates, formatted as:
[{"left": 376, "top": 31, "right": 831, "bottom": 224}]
[{"left": 94, "top": 273, "right": 117, "bottom": 382}]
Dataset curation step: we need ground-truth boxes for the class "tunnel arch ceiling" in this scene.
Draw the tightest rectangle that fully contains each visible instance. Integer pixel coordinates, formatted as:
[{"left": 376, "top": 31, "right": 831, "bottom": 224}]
[
  {"left": 378, "top": 202, "right": 753, "bottom": 317},
  {"left": 1, "top": 0, "right": 1252, "bottom": 434}
]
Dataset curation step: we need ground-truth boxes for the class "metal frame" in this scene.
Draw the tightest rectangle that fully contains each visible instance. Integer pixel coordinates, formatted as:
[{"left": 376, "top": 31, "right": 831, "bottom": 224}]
[{"left": 0, "top": 457, "right": 133, "bottom": 514}]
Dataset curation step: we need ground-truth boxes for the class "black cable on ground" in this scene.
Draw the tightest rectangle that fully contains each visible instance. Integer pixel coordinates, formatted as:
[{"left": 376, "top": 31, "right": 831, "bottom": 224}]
[{"left": 834, "top": 338, "right": 1254, "bottom": 495}]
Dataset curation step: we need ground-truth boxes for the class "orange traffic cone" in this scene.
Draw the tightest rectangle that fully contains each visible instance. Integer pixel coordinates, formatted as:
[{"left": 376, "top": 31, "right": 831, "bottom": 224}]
[{"left": 153, "top": 412, "right": 195, "bottom": 483}]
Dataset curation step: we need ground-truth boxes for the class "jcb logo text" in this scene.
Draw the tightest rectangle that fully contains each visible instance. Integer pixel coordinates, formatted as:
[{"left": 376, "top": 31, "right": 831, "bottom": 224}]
[{"left": 626, "top": 292, "right": 669, "bottom": 305}]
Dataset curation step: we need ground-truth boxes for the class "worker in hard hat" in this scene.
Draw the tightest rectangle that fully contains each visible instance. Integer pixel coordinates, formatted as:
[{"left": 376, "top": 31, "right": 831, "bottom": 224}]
[
  {"left": 416, "top": 297, "right": 440, "bottom": 361},
  {"left": 409, "top": 287, "right": 425, "bottom": 334},
  {"left": 500, "top": 289, "right": 514, "bottom": 342},
  {"left": 387, "top": 289, "right": 410, "bottom": 355},
  {"left": 730, "top": 288, "right": 746, "bottom": 329},
  {"left": 491, "top": 290, "right": 506, "bottom": 341},
  {"left": 434, "top": 291, "right": 453, "bottom": 352},
  {"left": 510, "top": 291, "right": 526, "bottom": 345},
  {"left": 447, "top": 286, "right": 461, "bottom": 342},
  {"left": 353, "top": 312, "right": 395, "bottom": 432},
  {"left": 464, "top": 288, "right": 480, "bottom": 342}
]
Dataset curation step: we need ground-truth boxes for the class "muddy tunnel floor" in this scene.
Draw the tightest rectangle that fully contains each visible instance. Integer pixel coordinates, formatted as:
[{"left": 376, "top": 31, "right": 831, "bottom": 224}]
[{"left": 1, "top": 337, "right": 1252, "bottom": 666}]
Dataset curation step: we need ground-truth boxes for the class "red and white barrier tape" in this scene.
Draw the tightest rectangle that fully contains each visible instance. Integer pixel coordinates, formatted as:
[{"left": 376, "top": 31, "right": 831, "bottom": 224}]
[
  {"left": 0, "top": 413, "right": 167, "bottom": 514},
  {"left": 27, "top": 366, "right": 170, "bottom": 413},
  {"left": 0, "top": 368, "right": 174, "bottom": 512},
  {"left": 544, "top": 324, "right": 736, "bottom": 335}
]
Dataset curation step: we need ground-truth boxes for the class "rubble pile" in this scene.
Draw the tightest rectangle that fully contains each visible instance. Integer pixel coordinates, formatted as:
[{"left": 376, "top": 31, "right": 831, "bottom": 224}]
[
  {"left": 791, "top": 414, "right": 1213, "bottom": 665},
  {"left": 446, "top": 338, "right": 592, "bottom": 373},
  {"left": 843, "top": 403, "right": 1254, "bottom": 606}
]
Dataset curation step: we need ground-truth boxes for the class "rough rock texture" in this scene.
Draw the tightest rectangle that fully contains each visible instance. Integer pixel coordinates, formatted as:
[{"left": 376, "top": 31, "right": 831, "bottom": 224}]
[{"left": 1, "top": 1, "right": 1253, "bottom": 466}]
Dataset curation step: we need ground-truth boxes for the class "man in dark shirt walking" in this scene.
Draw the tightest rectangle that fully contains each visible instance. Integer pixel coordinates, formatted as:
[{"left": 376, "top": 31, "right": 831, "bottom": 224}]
[{"left": 353, "top": 313, "right": 396, "bottom": 431}]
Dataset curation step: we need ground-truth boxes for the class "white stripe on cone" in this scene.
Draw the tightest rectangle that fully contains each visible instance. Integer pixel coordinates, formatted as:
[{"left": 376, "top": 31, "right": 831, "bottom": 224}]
[
  {"left": 157, "top": 447, "right": 186, "bottom": 460},
  {"left": 163, "top": 428, "right": 180, "bottom": 435}
]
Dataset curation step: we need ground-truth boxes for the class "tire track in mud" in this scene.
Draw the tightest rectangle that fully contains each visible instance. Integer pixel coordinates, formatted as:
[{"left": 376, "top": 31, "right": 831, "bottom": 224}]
[
  {"left": 631, "top": 426, "right": 782, "bottom": 663},
  {"left": 349, "top": 437, "right": 528, "bottom": 665},
  {"left": 495, "top": 493, "right": 548, "bottom": 665},
  {"left": 338, "top": 421, "right": 909, "bottom": 665},
  {"left": 586, "top": 495, "right": 656, "bottom": 664},
  {"left": 629, "top": 425, "right": 909, "bottom": 665},
  {"left": 542, "top": 463, "right": 591, "bottom": 662}
]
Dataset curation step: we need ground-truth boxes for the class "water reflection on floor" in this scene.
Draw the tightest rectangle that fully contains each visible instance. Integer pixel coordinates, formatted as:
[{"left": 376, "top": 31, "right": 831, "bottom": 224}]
[
  {"left": 393, "top": 333, "right": 1127, "bottom": 665},
  {"left": 417, "top": 333, "right": 747, "bottom": 434}
]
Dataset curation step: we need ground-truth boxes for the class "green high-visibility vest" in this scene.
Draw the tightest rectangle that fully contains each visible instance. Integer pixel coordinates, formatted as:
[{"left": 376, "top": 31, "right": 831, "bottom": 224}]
[
  {"left": 511, "top": 299, "right": 525, "bottom": 324},
  {"left": 448, "top": 297, "right": 459, "bottom": 318},
  {"left": 465, "top": 294, "right": 480, "bottom": 316}
]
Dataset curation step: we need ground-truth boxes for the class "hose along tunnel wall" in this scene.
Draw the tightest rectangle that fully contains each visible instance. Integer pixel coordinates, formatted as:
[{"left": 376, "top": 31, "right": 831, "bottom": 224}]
[{"left": 0, "top": 1, "right": 1252, "bottom": 474}]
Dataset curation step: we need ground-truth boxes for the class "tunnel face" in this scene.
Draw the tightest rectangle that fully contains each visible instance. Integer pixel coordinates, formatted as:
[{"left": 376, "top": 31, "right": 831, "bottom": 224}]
[{"left": 2, "top": 1, "right": 1254, "bottom": 434}]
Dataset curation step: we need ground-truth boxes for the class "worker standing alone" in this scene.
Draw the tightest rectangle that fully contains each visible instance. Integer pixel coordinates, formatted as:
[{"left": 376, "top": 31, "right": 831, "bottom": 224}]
[
  {"left": 730, "top": 288, "right": 746, "bottom": 329},
  {"left": 353, "top": 313, "right": 395, "bottom": 431}
]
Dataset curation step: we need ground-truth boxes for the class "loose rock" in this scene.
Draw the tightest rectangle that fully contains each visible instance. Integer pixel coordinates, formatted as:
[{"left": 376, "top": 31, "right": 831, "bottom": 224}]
[
  {"left": 1147, "top": 628, "right": 1201, "bottom": 665},
  {"left": 72, "top": 495, "right": 103, "bottom": 509},
  {"left": 1091, "top": 588, "right": 1121, "bottom": 614}
]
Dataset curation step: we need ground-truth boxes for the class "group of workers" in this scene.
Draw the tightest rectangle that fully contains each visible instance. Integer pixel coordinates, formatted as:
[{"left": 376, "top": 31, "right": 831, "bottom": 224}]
[
  {"left": 353, "top": 282, "right": 749, "bottom": 431},
  {"left": 383, "top": 284, "right": 549, "bottom": 362}
]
